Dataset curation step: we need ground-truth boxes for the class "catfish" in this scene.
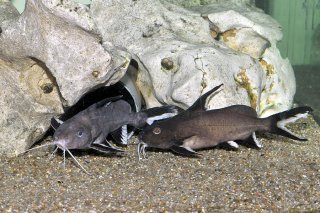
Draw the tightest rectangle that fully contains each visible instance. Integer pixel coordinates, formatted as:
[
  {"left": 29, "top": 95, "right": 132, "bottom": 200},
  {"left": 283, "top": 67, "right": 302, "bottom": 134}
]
[
  {"left": 138, "top": 84, "right": 313, "bottom": 159},
  {"left": 26, "top": 96, "right": 178, "bottom": 174}
]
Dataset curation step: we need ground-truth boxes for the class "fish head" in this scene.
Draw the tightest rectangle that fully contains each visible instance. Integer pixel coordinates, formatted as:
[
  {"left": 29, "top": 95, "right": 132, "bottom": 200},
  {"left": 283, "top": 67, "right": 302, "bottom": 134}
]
[
  {"left": 53, "top": 119, "right": 92, "bottom": 150},
  {"left": 139, "top": 123, "right": 174, "bottom": 149}
]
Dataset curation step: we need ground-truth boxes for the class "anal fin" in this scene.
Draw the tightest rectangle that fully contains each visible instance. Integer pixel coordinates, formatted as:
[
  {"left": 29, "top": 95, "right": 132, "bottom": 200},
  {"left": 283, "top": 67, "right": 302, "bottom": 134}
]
[{"left": 170, "top": 145, "right": 200, "bottom": 156}]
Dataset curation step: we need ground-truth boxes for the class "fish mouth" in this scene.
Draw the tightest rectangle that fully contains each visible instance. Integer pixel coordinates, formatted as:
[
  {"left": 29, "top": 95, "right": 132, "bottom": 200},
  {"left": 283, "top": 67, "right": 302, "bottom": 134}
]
[
  {"left": 53, "top": 139, "right": 67, "bottom": 150},
  {"left": 137, "top": 141, "right": 148, "bottom": 160}
]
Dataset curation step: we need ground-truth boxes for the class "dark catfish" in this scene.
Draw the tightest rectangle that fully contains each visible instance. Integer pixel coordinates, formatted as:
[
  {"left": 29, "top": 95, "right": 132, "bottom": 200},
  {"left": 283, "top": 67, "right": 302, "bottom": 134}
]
[{"left": 138, "top": 84, "right": 313, "bottom": 158}]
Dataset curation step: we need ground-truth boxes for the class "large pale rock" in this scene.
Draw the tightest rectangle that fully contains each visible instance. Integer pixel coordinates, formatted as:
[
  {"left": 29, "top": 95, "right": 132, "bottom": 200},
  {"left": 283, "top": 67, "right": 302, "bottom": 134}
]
[
  {"left": 41, "top": 0, "right": 95, "bottom": 32},
  {"left": 0, "top": 0, "right": 129, "bottom": 106},
  {"left": 0, "top": 0, "right": 297, "bottom": 156},
  {"left": 91, "top": 0, "right": 296, "bottom": 116}
]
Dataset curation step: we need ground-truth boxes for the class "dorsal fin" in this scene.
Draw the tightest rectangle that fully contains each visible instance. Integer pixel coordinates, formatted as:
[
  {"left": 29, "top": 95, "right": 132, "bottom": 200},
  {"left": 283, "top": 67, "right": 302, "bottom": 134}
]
[
  {"left": 94, "top": 95, "right": 123, "bottom": 108},
  {"left": 50, "top": 117, "right": 64, "bottom": 130},
  {"left": 188, "top": 84, "right": 223, "bottom": 111}
]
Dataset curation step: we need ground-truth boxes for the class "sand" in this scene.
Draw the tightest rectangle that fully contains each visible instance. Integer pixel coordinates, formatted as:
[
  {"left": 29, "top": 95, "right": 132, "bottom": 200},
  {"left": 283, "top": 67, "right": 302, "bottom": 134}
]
[{"left": 0, "top": 116, "right": 319, "bottom": 212}]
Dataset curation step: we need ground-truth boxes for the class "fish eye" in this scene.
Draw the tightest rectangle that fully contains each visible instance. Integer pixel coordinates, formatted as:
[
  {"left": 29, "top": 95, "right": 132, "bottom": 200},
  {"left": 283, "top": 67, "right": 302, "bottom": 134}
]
[
  {"left": 152, "top": 127, "right": 161, "bottom": 135},
  {"left": 77, "top": 128, "right": 84, "bottom": 137}
]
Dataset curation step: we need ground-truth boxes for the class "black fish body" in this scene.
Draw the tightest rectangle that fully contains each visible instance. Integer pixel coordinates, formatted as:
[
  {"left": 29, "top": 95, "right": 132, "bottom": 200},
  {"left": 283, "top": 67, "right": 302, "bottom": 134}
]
[
  {"left": 138, "top": 84, "right": 313, "bottom": 157},
  {"left": 151, "top": 106, "right": 266, "bottom": 149}
]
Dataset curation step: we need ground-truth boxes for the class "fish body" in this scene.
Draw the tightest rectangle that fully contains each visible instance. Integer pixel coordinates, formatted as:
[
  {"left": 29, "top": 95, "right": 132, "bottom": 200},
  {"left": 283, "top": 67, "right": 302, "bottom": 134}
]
[
  {"left": 138, "top": 84, "right": 313, "bottom": 157},
  {"left": 47, "top": 96, "right": 177, "bottom": 174},
  {"left": 53, "top": 96, "right": 178, "bottom": 153}
]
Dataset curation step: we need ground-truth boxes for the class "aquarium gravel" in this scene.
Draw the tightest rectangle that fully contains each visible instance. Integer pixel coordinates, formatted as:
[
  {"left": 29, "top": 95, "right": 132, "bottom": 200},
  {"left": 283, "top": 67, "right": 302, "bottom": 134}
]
[{"left": 0, "top": 116, "right": 319, "bottom": 212}]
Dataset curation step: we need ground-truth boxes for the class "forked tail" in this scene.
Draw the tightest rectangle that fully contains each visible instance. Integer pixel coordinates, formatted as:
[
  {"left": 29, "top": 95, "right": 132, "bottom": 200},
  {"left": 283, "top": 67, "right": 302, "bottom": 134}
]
[{"left": 266, "top": 106, "right": 313, "bottom": 141}]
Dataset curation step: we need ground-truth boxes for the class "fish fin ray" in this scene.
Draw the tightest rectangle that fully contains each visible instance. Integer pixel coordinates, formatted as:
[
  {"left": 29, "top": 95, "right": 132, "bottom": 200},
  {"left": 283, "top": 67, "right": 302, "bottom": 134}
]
[
  {"left": 90, "top": 143, "right": 124, "bottom": 153},
  {"left": 51, "top": 117, "right": 63, "bottom": 130},
  {"left": 91, "top": 132, "right": 105, "bottom": 145},
  {"left": 227, "top": 141, "right": 239, "bottom": 149},
  {"left": 251, "top": 132, "right": 263, "bottom": 148},
  {"left": 268, "top": 106, "right": 312, "bottom": 141},
  {"left": 94, "top": 95, "right": 123, "bottom": 108},
  {"left": 110, "top": 125, "right": 129, "bottom": 145},
  {"left": 188, "top": 84, "right": 223, "bottom": 111},
  {"left": 141, "top": 105, "right": 178, "bottom": 126},
  {"left": 170, "top": 145, "right": 200, "bottom": 156},
  {"left": 238, "top": 132, "right": 263, "bottom": 149}
]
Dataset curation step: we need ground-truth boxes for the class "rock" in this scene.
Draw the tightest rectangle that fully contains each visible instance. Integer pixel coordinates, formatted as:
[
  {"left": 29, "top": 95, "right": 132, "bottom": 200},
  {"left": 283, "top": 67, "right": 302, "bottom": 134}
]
[
  {"left": 0, "top": 0, "right": 297, "bottom": 155},
  {"left": 90, "top": 0, "right": 296, "bottom": 116},
  {"left": 207, "top": 9, "right": 282, "bottom": 45},
  {"left": 0, "top": 58, "right": 63, "bottom": 156},
  {"left": 0, "top": 0, "right": 130, "bottom": 107},
  {"left": 0, "top": 0, "right": 20, "bottom": 23},
  {"left": 41, "top": 0, "right": 95, "bottom": 32},
  {"left": 220, "top": 28, "right": 270, "bottom": 59},
  {"left": 0, "top": 0, "right": 130, "bottom": 155}
]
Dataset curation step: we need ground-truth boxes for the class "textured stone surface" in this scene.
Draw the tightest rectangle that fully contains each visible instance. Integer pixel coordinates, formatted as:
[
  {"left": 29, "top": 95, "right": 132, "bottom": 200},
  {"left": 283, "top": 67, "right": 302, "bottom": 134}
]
[
  {"left": 0, "top": 58, "right": 63, "bottom": 156},
  {"left": 41, "top": 0, "right": 95, "bottom": 32},
  {"left": 0, "top": 0, "right": 20, "bottom": 23},
  {"left": 0, "top": 0, "right": 297, "bottom": 155},
  {"left": 0, "top": 0, "right": 129, "bottom": 106},
  {"left": 90, "top": 0, "right": 296, "bottom": 116},
  {"left": 0, "top": 0, "right": 129, "bottom": 155}
]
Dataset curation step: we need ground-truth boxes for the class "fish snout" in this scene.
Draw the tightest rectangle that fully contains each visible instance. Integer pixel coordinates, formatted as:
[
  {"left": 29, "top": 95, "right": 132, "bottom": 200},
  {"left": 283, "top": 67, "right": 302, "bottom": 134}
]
[{"left": 53, "top": 139, "right": 67, "bottom": 150}]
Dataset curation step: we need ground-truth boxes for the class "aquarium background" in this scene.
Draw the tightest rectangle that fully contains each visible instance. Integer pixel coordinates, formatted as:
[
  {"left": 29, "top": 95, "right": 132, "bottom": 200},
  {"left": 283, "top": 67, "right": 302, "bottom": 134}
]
[
  {"left": 256, "top": 0, "right": 320, "bottom": 123},
  {"left": 10, "top": 0, "right": 319, "bottom": 123}
]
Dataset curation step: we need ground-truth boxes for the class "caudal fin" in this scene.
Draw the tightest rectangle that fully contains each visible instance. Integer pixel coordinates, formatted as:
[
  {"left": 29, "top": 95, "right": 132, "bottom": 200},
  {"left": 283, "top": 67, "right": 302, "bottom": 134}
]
[
  {"left": 267, "top": 106, "right": 313, "bottom": 141},
  {"left": 142, "top": 105, "right": 178, "bottom": 126}
]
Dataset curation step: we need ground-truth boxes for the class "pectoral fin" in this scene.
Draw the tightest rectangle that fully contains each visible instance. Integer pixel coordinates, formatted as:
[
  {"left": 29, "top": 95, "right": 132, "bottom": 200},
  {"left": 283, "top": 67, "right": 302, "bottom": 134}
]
[
  {"left": 90, "top": 133, "right": 124, "bottom": 153},
  {"left": 91, "top": 132, "right": 105, "bottom": 145},
  {"left": 90, "top": 143, "right": 124, "bottom": 153},
  {"left": 170, "top": 145, "right": 200, "bottom": 156}
]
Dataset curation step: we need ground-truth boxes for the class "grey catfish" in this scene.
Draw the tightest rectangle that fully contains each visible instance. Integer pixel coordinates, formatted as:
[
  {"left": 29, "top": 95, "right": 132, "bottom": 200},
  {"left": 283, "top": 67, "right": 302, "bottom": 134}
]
[
  {"left": 41, "top": 96, "right": 177, "bottom": 173},
  {"left": 52, "top": 96, "right": 178, "bottom": 152},
  {"left": 138, "top": 84, "right": 313, "bottom": 158}
]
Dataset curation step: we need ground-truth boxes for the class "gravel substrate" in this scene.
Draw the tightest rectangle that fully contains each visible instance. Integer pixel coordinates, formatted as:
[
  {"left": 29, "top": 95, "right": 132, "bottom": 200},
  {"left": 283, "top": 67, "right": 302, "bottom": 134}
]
[{"left": 0, "top": 116, "right": 319, "bottom": 212}]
